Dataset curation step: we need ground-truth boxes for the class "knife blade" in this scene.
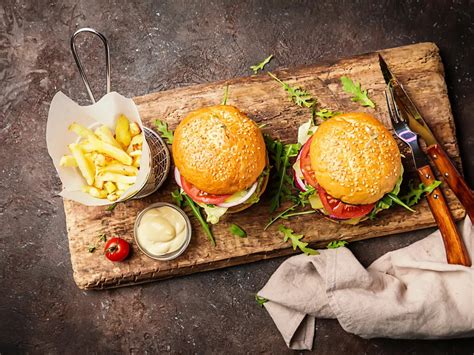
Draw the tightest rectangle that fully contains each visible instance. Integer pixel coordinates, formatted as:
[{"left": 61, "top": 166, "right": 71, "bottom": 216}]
[{"left": 378, "top": 54, "right": 474, "bottom": 221}]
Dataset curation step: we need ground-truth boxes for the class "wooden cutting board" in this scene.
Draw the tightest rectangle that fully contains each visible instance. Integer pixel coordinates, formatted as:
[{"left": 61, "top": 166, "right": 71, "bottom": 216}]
[{"left": 64, "top": 42, "right": 465, "bottom": 290}]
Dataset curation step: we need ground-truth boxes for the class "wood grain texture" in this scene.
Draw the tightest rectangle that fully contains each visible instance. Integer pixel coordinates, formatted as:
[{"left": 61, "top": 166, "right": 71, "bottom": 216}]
[{"left": 63, "top": 42, "right": 466, "bottom": 290}]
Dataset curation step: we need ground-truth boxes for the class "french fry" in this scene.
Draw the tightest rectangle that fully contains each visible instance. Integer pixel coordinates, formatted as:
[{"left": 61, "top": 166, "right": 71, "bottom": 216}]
[
  {"left": 69, "top": 143, "right": 95, "bottom": 185},
  {"left": 129, "top": 149, "right": 142, "bottom": 157},
  {"left": 99, "top": 163, "right": 138, "bottom": 176},
  {"left": 132, "top": 156, "right": 140, "bottom": 168},
  {"left": 115, "top": 114, "right": 132, "bottom": 148},
  {"left": 107, "top": 192, "right": 120, "bottom": 201},
  {"left": 69, "top": 122, "right": 96, "bottom": 139},
  {"left": 116, "top": 182, "right": 131, "bottom": 191},
  {"left": 129, "top": 122, "right": 141, "bottom": 137},
  {"left": 82, "top": 185, "right": 107, "bottom": 199},
  {"left": 100, "top": 172, "right": 137, "bottom": 185},
  {"left": 93, "top": 153, "right": 106, "bottom": 167},
  {"left": 87, "top": 137, "right": 133, "bottom": 165},
  {"left": 104, "top": 181, "right": 117, "bottom": 194},
  {"left": 59, "top": 155, "right": 77, "bottom": 167},
  {"left": 94, "top": 125, "right": 122, "bottom": 149},
  {"left": 126, "top": 134, "right": 143, "bottom": 153}
]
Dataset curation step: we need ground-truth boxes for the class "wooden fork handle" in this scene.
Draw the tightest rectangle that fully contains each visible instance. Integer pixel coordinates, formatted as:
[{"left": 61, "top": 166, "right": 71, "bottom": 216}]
[
  {"left": 427, "top": 144, "right": 474, "bottom": 221},
  {"left": 418, "top": 165, "right": 471, "bottom": 266}
]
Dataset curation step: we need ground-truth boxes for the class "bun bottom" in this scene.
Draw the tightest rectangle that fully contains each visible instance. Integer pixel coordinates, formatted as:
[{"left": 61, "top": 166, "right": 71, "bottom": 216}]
[{"left": 228, "top": 171, "right": 269, "bottom": 213}]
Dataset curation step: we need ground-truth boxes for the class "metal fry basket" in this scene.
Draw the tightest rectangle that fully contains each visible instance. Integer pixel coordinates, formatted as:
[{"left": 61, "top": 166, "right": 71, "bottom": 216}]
[{"left": 71, "top": 27, "right": 170, "bottom": 200}]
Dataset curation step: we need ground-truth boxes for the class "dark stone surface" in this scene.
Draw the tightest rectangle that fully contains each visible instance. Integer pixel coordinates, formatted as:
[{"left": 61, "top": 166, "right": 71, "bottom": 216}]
[{"left": 1, "top": 0, "right": 473, "bottom": 353}]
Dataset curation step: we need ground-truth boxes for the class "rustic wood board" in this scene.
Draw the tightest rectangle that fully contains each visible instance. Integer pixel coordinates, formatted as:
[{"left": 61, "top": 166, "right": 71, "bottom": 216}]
[{"left": 64, "top": 42, "right": 465, "bottom": 290}]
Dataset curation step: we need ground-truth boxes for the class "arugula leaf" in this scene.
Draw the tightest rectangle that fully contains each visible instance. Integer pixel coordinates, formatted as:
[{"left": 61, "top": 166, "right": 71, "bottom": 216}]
[
  {"left": 250, "top": 54, "right": 273, "bottom": 74},
  {"left": 387, "top": 193, "right": 415, "bottom": 212},
  {"left": 340, "top": 76, "right": 375, "bottom": 108},
  {"left": 171, "top": 189, "right": 184, "bottom": 208},
  {"left": 266, "top": 138, "right": 300, "bottom": 212},
  {"left": 369, "top": 164, "right": 405, "bottom": 219},
  {"left": 298, "top": 186, "right": 316, "bottom": 207},
  {"left": 255, "top": 294, "right": 268, "bottom": 307},
  {"left": 106, "top": 203, "right": 117, "bottom": 212},
  {"left": 314, "top": 108, "right": 340, "bottom": 121},
  {"left": 221, "top": 85, "right": 229, "bottom": 105},
  {"left": 279, "top": 225, "right": 319, "bottom": 255},
  {"left": 87, "top": 234, "right": 108, "bottom": 253},
  {"left": 155, "top": 119, "right": 174, "bottom": 144},
  {"left": 264, "top": 203, "right": 316, "bottom": 230},
  {"left": 229, "top": 223, "right": 247, "bottom": 238},
  {"left": 327, "top": 240, "right": 348, "bottom": 249},
  {"left": 182, "top": 193, "right": 216, "bottom": 246},
  {"left": 268, "top": 72, "right": 316, "bottom": 109},
  {"left": 400, "top": 180, "right": 442, "bottom": 207}
]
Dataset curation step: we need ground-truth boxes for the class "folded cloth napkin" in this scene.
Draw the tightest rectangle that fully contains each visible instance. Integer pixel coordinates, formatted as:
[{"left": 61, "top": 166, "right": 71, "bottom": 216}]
[{"left": 258, "top": 217, "right": 474, "bottom": 350}]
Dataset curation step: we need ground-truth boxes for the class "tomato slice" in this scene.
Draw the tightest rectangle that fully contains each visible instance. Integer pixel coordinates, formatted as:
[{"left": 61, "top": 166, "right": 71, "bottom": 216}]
[
  {"left": 180, "top": 175, "right": 232, "bottom": 205},
  {"left": 299, "top": 136, "right": 319, "bottom": 188},
  {"left": 317, "top": 185, "right": 374, "bottom": 219}
]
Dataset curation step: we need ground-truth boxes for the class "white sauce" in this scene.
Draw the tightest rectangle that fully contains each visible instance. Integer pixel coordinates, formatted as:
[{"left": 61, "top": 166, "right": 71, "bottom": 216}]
[{"left": 137, "top": 206, "right": 188, "bottom": 256}]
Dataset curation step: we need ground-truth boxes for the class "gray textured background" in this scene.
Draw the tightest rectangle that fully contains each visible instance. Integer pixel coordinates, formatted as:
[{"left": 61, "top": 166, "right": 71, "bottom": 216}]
[{"left": 1, "top": 0, "right": 473, "bottom": 353}]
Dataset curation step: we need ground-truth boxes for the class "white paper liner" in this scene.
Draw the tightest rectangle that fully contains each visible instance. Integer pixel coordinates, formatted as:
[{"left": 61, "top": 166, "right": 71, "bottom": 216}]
[{"left": 46, "top": 91, "right": 151, "bottom": 206}]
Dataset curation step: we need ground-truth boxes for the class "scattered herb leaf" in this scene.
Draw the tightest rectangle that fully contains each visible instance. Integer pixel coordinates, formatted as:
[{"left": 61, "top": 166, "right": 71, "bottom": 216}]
[
  {"left": 268, "top": 72, "right": 316, "bottom": 109},
  {"left": 315, "top": 108, "right": 340, "bottom": 121},
  {"left": 106, "top": 203, "right": 117, "bottom": 212},
  {"left": 87, "top": 233, "right": 108, "bottom": 253},
  {"left": 400, "top": 180, "right": 442, "bottom": 207},
  {"left": 327, "top": 240, "right": 348, "bottom": 249},
  {"left": 221, "top": 85, "right": 229, "bottom": 105},
  {"left": 155, "top": 119, "right": 174, "bottom": 144},
  {"left": 250, "top": 54, "right": 273, "bottom": 74},
  {"left": 229, "top": 223, "right": 247, "bottom": 238},
  {"left": 255, "top": 294, "right": 268, "bottom": 307},
  {"left": 279, "top": 225, "right": 319, "bottom": 255},
  {"left": 340, "top": 76, "right": 375, "bottom": 108}
]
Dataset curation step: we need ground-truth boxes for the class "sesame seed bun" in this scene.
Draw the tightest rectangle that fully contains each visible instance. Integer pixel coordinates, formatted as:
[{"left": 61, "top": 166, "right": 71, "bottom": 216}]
[
  {"left": 172, "top": 105, "right": 266, "bottom": 195},
  {"left": 310, "top": 112, "right": 401, "bottom": 205}
]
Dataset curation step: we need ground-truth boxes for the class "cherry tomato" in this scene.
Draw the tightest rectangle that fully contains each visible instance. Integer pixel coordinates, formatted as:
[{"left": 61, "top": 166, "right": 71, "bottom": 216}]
[
  {"left": 104, "top": 237, "right": 130, "bottom": 262},
  {"left": 299, "top": 136, "right": 319, "bottom": 188},
  {"left": 317, "top": 185, "right": 375, "bottom": 219},
  {"left": 180, "top": 175, "right": 232, "bottom": 204}
]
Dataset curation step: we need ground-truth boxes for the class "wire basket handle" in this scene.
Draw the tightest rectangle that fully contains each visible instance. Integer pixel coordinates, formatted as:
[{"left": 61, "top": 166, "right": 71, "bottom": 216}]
[{"left": 70, "top": 28, "right": 111, "bottom": 103}]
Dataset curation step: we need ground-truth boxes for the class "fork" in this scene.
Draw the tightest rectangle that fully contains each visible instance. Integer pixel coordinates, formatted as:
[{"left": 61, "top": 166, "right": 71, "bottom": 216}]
[{"left": 385, "top": 86, "right": 471, "bottom": 266}]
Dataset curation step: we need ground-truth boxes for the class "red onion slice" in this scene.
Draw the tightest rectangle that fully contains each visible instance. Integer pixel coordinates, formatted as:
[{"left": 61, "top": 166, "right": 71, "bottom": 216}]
[{"left": 174, "top": 167, "right": 183, "bottom": 188}]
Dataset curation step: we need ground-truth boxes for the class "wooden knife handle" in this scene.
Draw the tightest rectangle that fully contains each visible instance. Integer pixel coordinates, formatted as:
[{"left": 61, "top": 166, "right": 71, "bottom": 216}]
[
  {"left": 427, "top": 144, "right": 474, "bottom": 221},
  {"left": 418, "top": 165, "right": 471, "bottom": 266}
]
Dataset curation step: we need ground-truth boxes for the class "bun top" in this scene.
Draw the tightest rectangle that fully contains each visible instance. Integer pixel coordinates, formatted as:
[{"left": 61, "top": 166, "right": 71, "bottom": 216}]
[
  {"left": 172, "top": 105, "right": 266, "bottom": 194},
  {"left": 310, "top": 112, "right": 401, "bottom": 205}
]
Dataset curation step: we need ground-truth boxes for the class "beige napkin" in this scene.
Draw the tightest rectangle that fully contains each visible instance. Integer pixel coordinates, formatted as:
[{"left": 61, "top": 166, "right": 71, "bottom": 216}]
[{"left": 258, "top": 217, "right": 474, "bottom": 350}]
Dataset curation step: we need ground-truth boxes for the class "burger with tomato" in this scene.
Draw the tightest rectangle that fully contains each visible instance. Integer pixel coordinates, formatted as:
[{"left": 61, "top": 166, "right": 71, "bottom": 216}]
[
  {"left": 172, "top": 105, "right": 269, "bottom": 224},
  {"left": 293, "top": 112, "right": 403, "bottom": 224}
]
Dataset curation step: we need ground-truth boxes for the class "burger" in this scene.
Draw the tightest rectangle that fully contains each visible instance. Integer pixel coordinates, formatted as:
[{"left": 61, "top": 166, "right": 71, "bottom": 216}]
[
  {"left": 293, "top": 112, "right": 403, "bottom": 224},
  {"left": 172, "top": 105, "right": 269, "bottom": 224}
]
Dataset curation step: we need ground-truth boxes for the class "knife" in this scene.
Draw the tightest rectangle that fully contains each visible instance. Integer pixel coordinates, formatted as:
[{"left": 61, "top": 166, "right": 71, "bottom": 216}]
[
  {"left": 379, "top": 54, "right": 474, "bottom": 221},
  {"left": 385, "top": 85, "right": 470, "bottom": 266}
]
